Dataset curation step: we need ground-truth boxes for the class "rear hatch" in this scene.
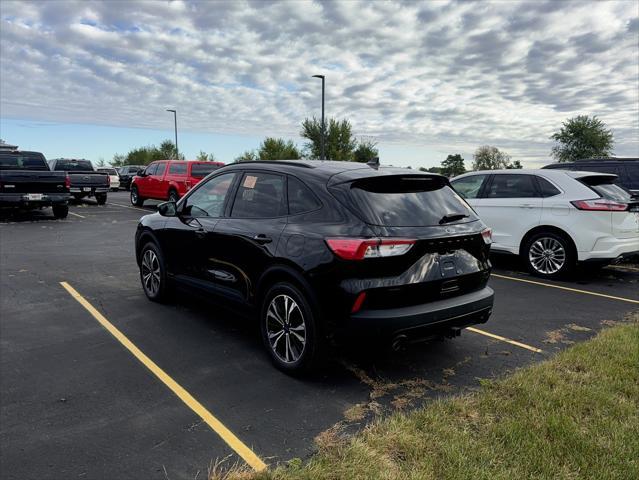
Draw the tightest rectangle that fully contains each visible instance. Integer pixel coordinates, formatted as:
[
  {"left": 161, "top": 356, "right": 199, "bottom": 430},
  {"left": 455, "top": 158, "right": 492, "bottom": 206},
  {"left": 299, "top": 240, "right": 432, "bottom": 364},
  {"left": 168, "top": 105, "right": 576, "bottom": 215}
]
[
  {"left": 328, "top": 172, "right": 491, "bottom": 309},
  {"left": 575, "top": 174, "right": 639, "bottom": 238}
]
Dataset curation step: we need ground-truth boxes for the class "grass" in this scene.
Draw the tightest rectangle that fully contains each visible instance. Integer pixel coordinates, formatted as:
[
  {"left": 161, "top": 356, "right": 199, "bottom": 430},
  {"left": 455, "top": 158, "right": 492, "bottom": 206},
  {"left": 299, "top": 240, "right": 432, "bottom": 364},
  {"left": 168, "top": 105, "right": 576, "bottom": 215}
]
[{"left": 223, "top": 313, "right": 639, "bottom": 480}]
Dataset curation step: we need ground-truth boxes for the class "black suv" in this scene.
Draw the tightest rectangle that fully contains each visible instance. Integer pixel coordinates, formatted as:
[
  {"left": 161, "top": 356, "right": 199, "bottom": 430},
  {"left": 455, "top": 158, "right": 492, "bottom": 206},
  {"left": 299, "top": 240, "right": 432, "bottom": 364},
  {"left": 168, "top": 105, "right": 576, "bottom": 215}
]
[
  {"left": 118, "top": 165, "right": 144, "bottom": 190},
  {"left": 135, "top": 161, "right": 494, "bottom": 372},
  {"left": 543, "top": 158, "right": 639, "bottom": 195}
]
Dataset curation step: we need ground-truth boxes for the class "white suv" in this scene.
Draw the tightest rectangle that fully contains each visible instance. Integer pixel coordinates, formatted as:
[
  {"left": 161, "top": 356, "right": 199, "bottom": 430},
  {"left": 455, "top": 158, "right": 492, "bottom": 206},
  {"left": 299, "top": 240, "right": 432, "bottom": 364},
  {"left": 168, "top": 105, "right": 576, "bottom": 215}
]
[{"left": 451, "top": 169, "right": 639, "bottom": 278}]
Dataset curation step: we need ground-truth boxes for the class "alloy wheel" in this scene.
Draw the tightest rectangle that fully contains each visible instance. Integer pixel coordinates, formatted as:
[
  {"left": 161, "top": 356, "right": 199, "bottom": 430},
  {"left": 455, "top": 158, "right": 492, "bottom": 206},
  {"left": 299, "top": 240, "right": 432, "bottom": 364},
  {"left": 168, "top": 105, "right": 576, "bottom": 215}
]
[
  {"left": 141, "top": 249, "right": 161, "bottom": 296},
  {"left": 265, "top": 294, "right": 306, "bottom": 363},
  {"left": 529, "top": 237, "right": 566, "bottom": 274}
]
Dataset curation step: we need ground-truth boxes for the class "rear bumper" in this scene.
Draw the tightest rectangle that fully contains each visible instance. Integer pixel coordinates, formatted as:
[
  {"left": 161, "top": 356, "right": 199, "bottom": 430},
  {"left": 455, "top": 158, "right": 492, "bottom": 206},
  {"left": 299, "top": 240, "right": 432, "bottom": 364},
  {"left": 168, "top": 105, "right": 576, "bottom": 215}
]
[
  {"left": 346, "top": 286, "right": 494, "bottom": 337},
  {"left": 0, "top": 193, "right": 70, "bottom": 207},
  {"left": 70, "top": 187, "right": 109, "bottom": 195},
  {"left": 579, "top": 235, "right": 639, "bottom": 261}
]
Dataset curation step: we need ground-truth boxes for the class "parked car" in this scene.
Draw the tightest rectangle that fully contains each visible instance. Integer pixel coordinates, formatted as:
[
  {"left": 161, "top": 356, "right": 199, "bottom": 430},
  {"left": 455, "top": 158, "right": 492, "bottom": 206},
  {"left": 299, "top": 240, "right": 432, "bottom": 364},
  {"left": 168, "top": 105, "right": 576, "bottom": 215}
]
[
  {"left": 135, "top": 160, "right": 494, "bottom": 372},
  {"left": 118, "top": 165, "right": 144, "bottom": 191},
  {"left": 542, "top": 158, "right": 639, "bottom": 195},
  {"left": 48, "top": 159, "right": 110, "bottom": 204},
  {"left": 130, "top": 160, "right": 225, "bottom": 206},
  {"left": 451, "top": 169, "right": 639, "bottom": 278},
  {"left": 0, "top": 148, "right": 70, "bottom": 218},
  {"left": 97, "top": 167, "right": 120, "bottom": 191}
]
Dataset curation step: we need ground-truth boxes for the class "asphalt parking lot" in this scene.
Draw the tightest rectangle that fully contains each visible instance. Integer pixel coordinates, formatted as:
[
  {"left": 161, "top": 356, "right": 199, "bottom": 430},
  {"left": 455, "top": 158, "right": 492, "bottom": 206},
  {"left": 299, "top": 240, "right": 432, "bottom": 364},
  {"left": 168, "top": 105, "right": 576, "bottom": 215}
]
[{"left": 1, "top": 191, "right": 638, "bottom": 479}]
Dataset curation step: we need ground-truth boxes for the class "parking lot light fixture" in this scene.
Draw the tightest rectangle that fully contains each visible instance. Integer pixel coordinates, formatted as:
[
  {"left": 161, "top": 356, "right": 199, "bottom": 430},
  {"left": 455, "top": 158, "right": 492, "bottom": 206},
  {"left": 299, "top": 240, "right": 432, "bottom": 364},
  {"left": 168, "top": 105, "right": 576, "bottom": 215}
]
[
  {"left": 166, "top": 109, "right": 178, "bottom": 159},
  {"left": 312, "top": 75, "right": 325, "bottom": 160}
]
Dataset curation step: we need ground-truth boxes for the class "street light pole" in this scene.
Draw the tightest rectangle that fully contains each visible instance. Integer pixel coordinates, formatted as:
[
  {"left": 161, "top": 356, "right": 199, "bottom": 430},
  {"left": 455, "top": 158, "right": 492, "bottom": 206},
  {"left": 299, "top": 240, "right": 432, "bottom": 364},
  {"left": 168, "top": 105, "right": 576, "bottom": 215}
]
[
  {"left": 312, "top": 75, "right": 325, "bottom": 160},
  {"left": 166, "top": 109, "right": 178, "bottom": 159}
]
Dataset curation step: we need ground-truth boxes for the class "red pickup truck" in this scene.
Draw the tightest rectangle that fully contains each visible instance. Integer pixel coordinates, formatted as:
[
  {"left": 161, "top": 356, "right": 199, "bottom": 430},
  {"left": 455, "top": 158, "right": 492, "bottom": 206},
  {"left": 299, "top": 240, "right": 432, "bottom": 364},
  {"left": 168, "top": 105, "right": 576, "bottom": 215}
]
[{"left": 130, "top": 160, "right": 224, "bottom": 206}]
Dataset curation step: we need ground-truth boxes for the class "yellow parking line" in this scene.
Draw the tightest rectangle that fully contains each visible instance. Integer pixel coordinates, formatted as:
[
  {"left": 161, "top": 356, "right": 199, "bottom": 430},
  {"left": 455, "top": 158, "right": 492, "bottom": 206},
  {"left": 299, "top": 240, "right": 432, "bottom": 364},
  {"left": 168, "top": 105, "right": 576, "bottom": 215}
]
[
  {"left": 69, "top": 212, "right": 85, "bottom": 219},
  {"left": 59, "top": 281, "right": 267, "bottom": 472},
  {"left": 467, "top": 327, "right": 543, "bottom": 353},
  {"left": 492, "top": 273, "right": 639, "bottom": 304}
]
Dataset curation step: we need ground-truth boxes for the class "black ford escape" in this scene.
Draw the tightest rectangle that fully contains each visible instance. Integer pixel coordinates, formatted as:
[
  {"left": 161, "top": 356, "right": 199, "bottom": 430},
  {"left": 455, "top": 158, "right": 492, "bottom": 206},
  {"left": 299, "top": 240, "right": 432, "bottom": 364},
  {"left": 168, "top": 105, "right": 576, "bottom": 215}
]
[{"left": 135, "top": 160, "right": 494, "bottom": 373}]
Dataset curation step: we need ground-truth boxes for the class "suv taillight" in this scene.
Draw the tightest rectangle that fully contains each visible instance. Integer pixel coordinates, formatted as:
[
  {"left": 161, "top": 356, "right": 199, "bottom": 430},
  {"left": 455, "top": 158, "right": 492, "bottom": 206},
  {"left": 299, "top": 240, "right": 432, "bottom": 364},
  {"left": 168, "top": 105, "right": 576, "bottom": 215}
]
[
  {"left": 571, "top": 199, "right": 628, "bottom": 211},
  {"left": 326, "top": 238, "right": 415, "bottom": 260},
  {"left": 65, "top": 174, "right": 71, "bottom": 189}
]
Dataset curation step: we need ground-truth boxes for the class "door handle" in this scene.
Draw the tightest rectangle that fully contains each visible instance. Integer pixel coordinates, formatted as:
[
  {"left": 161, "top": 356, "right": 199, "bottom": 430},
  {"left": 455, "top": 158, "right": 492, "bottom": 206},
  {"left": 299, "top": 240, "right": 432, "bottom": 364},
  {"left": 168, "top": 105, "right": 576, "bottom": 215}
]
[
  {"left": 519, "top": 204, "right": 535, "bottom": 208},
  {"left": 253, "top": 234, "right": 272, "bottom": 244}
]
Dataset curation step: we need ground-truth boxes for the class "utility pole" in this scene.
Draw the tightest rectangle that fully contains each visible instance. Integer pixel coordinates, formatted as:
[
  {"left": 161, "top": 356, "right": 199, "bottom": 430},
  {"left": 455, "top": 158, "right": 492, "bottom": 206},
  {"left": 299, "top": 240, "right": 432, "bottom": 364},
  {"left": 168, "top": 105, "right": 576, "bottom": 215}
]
[
  {"left": 166, "top": 109, "right": 178, "bottom": 159},
  {"left": 312, "top": 75, "right": 325, "bottom": 160}
]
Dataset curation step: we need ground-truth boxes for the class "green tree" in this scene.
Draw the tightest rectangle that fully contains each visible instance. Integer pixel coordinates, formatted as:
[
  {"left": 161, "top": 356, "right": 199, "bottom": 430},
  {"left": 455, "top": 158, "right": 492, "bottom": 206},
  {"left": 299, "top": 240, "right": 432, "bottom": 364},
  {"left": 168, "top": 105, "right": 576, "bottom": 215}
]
[
  {"left": 234, "top": 150, "right": 258, "bottom": 163},
  {"left": 96, "top": 157, "right": 106, "bottom": 168},
  {"left": 158, "top": 140, "right": 184, "bottom": 160},
  {"left": 550, "top": 115, "right": 613, "bottom": 162},
  {"left": 196, "top": 150, "right": 217, "bottom": 161},
  {"left": 419, "top": 166, "right": 443, "bottom": 174},
  {"left": 301, "top": 117, "right": 357, "bottom": 160},
  {"left": 440, "top": 154, "right": 466, "bottom": 177},
  {"left": 111, "top": 154, "right": 126, "bottom": 167},
  {"left": 258, "top": 137, "right": 301, "bottom": 160},
  {"left": 353, "top": 138, "right": 379, "bottom": 163},
  {"left": 507, "top": 160, "right": 523, "bottom": 169},
  {"left": 472, "top": 145, "right": 512, "bottom": 170}
]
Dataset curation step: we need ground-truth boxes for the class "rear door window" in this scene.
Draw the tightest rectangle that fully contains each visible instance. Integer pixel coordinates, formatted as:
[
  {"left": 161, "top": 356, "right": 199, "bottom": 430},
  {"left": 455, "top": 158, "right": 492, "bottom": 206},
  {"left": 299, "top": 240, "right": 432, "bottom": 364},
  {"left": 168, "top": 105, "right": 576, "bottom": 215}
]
[
  {"left": 451, "top": 174, "right": 488, "bottom": 199},
  {"left": 231, "top": 172, "right": 286, "bottom": 218},
  {"left": 536, "top": 176, "right": 561, "bottom": 197},
  {"left": 169, "top": 162, "right": 187, "bottom": 175},
  {"left": 344, "top": 175, "right": 477, "bottom": 227},
  {"left": 288, "top": 176, "right": 321, "bottom": 215},
  {"left": 485, "top": 174, "right": 538, "bottom": 198}
]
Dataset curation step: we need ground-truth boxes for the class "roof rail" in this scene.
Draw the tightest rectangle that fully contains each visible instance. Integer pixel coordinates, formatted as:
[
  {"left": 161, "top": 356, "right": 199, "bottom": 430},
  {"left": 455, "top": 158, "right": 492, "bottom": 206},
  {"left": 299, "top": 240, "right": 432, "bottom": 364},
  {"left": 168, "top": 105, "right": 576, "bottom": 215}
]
[
  {"left": 575, "top": 157, "right": 638, "bottom": 162},
  {"left": 232, "top": 160, "right": 315, "bottom": 168}
]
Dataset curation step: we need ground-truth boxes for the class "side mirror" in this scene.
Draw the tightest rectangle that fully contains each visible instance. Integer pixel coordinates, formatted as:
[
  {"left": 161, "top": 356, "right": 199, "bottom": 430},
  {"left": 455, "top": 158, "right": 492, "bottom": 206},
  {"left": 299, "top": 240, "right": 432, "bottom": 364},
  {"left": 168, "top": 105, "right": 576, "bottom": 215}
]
[
  {"left": 158, "top": 201, "right": 177, "bottom": 217},
  {"left": 137, "top": 170, "right": 147, "bottom": 177}
]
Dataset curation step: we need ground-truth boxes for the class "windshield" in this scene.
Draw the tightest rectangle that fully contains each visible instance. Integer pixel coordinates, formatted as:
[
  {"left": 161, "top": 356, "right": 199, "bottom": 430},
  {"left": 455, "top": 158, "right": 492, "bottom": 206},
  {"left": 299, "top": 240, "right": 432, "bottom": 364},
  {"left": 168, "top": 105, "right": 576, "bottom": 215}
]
[
  {"left": 191, "top": 163, "right": 222, "bottom": 178},
  {"left": 345, "top": 175, "right": 477, "bottom": 227},
  {"left": 54, "top": 159, "right": 94, "bottom": 172},
  {"left": 0, "top": 153, "right": 49, "bottom": 171}
]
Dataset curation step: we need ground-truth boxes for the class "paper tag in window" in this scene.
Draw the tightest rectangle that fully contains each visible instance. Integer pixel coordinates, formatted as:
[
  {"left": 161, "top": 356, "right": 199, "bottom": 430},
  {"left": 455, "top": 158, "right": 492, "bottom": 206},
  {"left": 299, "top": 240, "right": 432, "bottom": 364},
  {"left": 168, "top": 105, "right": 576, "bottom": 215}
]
[{"left": 243, "top": 175, "right": 257, "bottom": 189}]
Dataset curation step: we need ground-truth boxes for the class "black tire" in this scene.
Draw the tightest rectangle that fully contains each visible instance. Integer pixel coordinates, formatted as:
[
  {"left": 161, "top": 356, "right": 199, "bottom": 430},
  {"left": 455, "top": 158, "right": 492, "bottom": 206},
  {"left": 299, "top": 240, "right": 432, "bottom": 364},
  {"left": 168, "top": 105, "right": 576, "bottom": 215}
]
[
  {"left": 168, "top": 189, "right": 179, "bottom": 203},
  {"left": 523, "top": 231, "right": 576, "bottom": 279},
  {"left": 131, "top": 186, "right": 144, "bottom": 207},
  {"left": 139, "top": 242, "right": 171, "bottom": 302},
  {"left": 96, "top": 193, "right": 107, "bottom": 205},
  {"left": 260, "top": 282, "right": 324, "bottom": 374},
  {"left": 52, "top": 204, "right": 68, "bottom": 219}
]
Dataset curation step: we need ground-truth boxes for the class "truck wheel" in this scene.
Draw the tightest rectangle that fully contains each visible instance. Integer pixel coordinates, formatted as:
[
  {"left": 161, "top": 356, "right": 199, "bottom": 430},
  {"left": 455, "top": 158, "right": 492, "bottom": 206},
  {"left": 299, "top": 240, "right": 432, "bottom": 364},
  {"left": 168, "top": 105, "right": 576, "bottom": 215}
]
[
  {"left": 96, "top": 193, "right": 107, "bottom": 205},
  {"left": 168, "top": 189, "right": 179, "bottom": 203},
  {"left": 131, "top": 186, "right": 144, "bottom": 206},
  {"left": 52, "top": 204, "right": 69, "bottom": 219}
]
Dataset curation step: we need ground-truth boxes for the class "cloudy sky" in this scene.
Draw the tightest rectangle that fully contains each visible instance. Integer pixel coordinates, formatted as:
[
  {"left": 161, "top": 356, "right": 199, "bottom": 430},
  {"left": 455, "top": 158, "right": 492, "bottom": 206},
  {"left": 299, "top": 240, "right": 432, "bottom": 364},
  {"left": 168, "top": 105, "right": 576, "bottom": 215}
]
[{"left": 1, "top": 0, "right": 637, "bottom": 168}]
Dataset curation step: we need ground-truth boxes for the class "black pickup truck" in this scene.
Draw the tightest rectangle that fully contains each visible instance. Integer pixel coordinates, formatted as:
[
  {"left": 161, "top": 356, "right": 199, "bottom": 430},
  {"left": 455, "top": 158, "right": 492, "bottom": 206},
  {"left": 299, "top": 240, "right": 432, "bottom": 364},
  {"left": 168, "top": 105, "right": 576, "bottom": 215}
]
[
  {"left": 0, "top": 149, "right": 70, "bottom": 218},
  {"left": 48, "top": 159, "right": 110, "bottom": 204}
]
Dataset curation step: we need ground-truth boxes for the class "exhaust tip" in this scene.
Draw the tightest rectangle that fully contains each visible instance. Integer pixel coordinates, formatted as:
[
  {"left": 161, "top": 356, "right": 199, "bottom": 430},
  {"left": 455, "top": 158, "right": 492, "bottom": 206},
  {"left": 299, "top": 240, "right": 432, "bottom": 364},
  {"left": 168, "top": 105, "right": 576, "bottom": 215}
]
[{"left": 391, "top": 334, "right": 408, "bottom": 351}]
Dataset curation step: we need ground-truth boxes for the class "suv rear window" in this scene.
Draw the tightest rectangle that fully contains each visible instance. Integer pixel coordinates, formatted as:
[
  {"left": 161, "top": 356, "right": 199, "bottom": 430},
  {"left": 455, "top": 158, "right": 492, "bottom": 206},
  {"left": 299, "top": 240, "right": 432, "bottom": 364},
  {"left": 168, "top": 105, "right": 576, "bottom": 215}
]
[
  {"left": 580, "top": 176, "right": 632, "bottom": 202},
  {"left": 191, "top": 163, "right": 221, "bottom": 178},
  {"left": 344, "top": 175, "right": 477, "bottom": 227},
  {"left": 53, "top": 159, "right": 93, "bottom": 171},
  {"left": 0, "top": 153, "right": 49, "bottom": 171}
]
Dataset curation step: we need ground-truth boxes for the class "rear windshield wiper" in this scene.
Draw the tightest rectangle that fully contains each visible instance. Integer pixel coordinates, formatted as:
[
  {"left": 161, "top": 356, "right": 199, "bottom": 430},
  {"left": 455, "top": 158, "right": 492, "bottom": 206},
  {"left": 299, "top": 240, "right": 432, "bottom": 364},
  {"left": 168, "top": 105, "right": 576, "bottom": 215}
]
[{"left": 439, "top": 213, "right": 469, "bottom": 224}]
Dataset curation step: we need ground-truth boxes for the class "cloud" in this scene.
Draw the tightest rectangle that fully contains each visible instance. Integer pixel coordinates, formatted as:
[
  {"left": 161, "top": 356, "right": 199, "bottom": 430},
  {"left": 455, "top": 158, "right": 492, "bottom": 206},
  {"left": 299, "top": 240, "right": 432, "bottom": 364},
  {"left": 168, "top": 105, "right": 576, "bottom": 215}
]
[{"left": 1, "top": 0, "right": 637, "bottom": 164}]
